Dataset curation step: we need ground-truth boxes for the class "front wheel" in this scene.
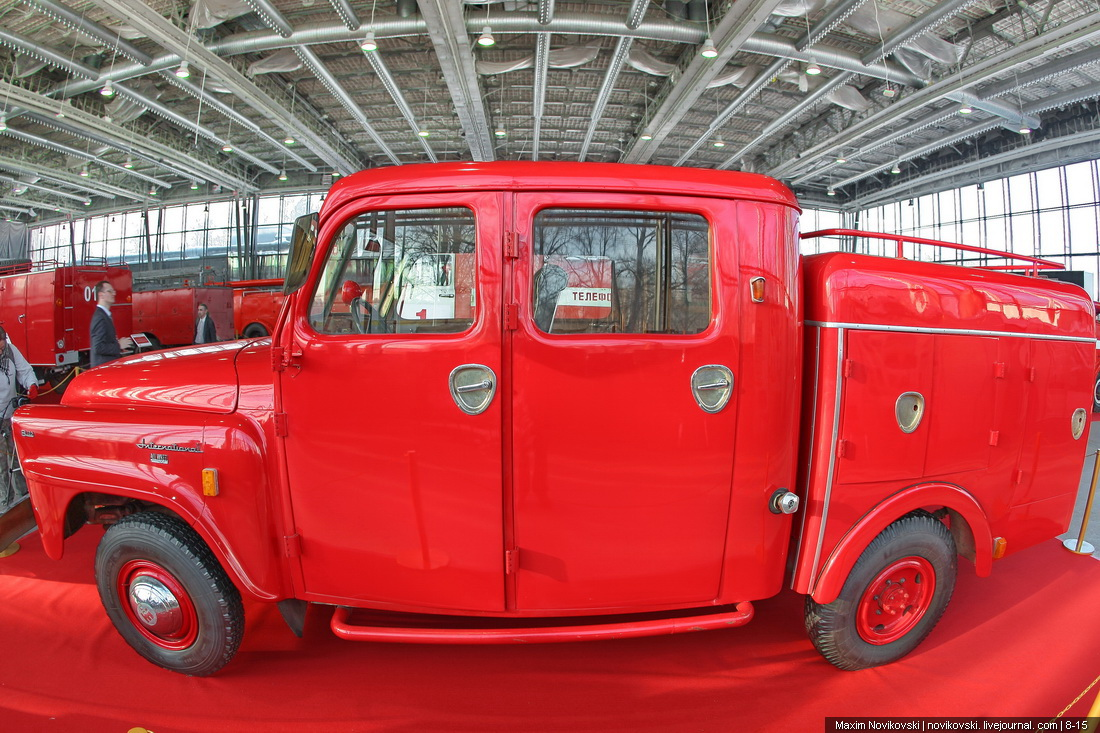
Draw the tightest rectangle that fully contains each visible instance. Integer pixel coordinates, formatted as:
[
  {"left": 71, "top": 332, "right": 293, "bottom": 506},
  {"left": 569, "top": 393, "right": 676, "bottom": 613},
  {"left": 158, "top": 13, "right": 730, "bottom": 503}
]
[
  {"left": 805, "top": 511, "right": 957, "bottom": 670},
  {"left": 95, "top": 512, "right": 244, "bottom": 676}
]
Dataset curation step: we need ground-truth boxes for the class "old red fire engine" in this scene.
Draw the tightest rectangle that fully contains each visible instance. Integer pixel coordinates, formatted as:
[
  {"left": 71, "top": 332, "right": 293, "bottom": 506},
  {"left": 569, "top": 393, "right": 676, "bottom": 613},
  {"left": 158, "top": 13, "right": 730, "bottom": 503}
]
[{"left": 8, "top": 162, "right": 1094, "bottom": 676}]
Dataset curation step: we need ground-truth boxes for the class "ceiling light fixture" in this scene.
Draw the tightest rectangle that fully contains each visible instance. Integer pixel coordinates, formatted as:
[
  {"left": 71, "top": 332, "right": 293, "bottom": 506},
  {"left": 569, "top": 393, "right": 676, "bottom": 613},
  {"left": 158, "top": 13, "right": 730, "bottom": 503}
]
[
  {"left": 827, "top": 188, "right": 836, "bottom": 196},
  {"left": 805, "top": 61, "right": 822, "bottom": 76},
  {"left": 640, "top": 132, "right": 653, "bottom": 141},
  {"left": 175, "top": 61, "right": 191, "bottom": 79},
  {"left": 222, "top": 141, "right": 233, "bottom": 152},
  {"left": 190, "top": 180, "right": 200, "bottom": 190},
  {"left": 477, "top": 26, "right": 495, "bottom": 47},
  {"left": 361, "top": 31, "right": 378, "bottom": 52},
  {"left": 100, "top": 80, "right": 115, "bottom": 97},
  {"left": 0, "top": 115, "right": 7, "bottom": 132},
  {"left": 494, "top": 128, "right": 506, "bottom": 137},
  {"left": 278, "top": 170, "right": 288, "bottom": 181},
  {"left": 958, "top": 103, "right": 974, "bottom": 114},
  {"left": 835, "top": 155, "right": 847, "bottom": 164},
  {"left": 79, "top": 164, "right": 89, "bottom": 177},
  {"left": 891, "top": 162, "right": 901, "bottom": 174},
  {"left": 124, "top": 156, "right": 133, "bottom": 169},
  {"left": 712, "top": 139, "right": 726, "bottom": 148},
  {"left": 1018, "top": 125, "right": 1031, "bottom": 134},
  {"left": 883, "top": 86, "right": 897, "bottom": 98},
  {"left": 700, "top": 38, "right": 718, "bottom": 59},
  {"left": 418, "top": 129, "right": 430, "bottom": 138},
  {"left": 149, "top": 186, "right": 157, "bottom": 196},
  {"left": 284, "top": 133, "right": 295, "bottom": 145}
]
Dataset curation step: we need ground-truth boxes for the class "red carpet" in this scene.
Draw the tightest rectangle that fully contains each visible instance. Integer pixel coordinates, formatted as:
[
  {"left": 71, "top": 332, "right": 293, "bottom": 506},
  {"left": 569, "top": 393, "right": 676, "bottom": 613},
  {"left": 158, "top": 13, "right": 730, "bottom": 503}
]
[{"left": 0, "top": 527, "right": 1097, "bottom": 732}]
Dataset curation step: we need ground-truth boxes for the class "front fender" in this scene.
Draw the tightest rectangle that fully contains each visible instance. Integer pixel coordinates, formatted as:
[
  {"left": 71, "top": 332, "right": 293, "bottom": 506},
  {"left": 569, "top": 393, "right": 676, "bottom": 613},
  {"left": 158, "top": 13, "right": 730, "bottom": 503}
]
[
  {"left": 14, "top": 404, "right": 288, "bottom": 601},
  {"left": 810, "top": 482, "right": 993, "bottom": 604}
]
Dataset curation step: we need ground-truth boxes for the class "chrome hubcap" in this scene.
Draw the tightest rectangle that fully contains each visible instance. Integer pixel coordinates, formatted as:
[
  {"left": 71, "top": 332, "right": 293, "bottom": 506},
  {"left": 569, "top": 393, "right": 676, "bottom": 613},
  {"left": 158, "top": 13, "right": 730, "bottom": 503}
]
[{"left": 128, "top": 575, "right": 184, "bottom": 636}]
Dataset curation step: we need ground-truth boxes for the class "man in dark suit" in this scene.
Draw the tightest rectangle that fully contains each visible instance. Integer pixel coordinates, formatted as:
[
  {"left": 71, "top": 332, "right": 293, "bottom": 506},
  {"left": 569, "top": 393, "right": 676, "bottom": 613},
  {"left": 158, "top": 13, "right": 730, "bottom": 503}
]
[
  {"left": 194, "top": 303, "right": 217, "bottom": 344},
  {"left": 90, "top": 280, "right": 133, "bottom": 368}
]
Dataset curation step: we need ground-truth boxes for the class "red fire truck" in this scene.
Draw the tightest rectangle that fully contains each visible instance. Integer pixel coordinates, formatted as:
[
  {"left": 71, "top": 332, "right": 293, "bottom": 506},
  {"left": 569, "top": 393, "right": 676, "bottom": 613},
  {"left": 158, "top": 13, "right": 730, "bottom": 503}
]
[
  {"left": 223, "top": 278, "right": 285, "bottom": 338},
  {"left": 0, "top": 260, "right": 132, "bottom": 377},
  {"left": 7, "top": 162, "right": 1094, "bottom": 677},
  {"left": 132, "top": 286, "right": 233, "bottom": 349}
]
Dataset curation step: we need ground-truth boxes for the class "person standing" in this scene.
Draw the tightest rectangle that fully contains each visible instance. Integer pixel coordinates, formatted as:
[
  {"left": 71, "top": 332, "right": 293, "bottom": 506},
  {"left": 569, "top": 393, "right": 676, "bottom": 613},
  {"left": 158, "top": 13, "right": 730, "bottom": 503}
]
[
  {"left": 0, "top": 325, "right": 38, "bottom": 516},
  {"left": 194, "top": 302, "right": 217, "bottom": 344},
  {"left": 90, "top": 280, "right": 133, "bottom": 368}
]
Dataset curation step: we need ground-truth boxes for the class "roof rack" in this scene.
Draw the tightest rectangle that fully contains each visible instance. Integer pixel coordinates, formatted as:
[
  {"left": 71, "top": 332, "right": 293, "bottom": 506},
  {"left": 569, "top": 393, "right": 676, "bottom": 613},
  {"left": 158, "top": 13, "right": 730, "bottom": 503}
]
[{"left": 800, "top": 228, "right": 1064, "bottom": 277}]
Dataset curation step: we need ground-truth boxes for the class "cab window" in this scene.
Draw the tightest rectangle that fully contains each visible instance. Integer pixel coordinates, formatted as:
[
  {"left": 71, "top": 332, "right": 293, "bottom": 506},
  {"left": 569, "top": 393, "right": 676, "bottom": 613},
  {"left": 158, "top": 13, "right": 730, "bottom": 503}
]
[
  {"left": 531, "top": 208, "right": 710, "bottom": 334},
  {"left": 310, "top": 207, "right": 476, "bottom": 335}
]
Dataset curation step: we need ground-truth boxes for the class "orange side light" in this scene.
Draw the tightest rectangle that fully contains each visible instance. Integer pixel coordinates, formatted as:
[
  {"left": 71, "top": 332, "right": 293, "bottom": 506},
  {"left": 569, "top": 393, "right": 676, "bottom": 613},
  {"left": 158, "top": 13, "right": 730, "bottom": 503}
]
[
  {"left": 202, "top": 468, "right": 220, "bottom": 497},
  {"left": 992, "top": 536, "right": 1007, "bottom": 559}
]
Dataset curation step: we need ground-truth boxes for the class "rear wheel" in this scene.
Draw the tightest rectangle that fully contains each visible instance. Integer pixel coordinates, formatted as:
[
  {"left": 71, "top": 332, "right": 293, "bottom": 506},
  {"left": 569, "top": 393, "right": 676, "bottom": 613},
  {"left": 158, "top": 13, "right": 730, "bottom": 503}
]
[
  {"left": 95, "top": 512, "right": 244, "bottom": 676},
  {"left": 242, "top": 323, "right": 268, "bottom": 338},
  {"left": 805, "top": 511, "right": 956, "bottom": 670}
]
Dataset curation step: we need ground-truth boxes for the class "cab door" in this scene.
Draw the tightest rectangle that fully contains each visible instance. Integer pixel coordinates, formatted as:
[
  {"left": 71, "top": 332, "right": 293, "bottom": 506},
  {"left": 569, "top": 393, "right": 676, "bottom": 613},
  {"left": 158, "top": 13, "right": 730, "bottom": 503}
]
[
  {"left": 509, "top": 193, "right": 739, "bottom": 611},
  {"left": 278, "top": 193, "right": 505, "bottom": 612}
]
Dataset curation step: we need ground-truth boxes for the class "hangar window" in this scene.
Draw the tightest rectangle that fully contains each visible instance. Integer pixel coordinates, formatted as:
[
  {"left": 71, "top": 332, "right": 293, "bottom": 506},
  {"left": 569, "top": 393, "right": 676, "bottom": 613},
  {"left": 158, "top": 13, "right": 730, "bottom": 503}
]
[
  {"left": 310, "top": 207, "right": 476, "bottom": 335},
  {"left": 531, "top": 208, "right": 710, "bottom": 335}
]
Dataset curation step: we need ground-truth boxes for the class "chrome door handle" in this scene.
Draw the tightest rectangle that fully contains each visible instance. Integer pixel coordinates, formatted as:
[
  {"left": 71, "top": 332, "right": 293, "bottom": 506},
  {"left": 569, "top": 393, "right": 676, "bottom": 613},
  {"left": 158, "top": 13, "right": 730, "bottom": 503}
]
[
  {"left": 691, "top": 365, "right": 734, "bottom": 413},
  {"left": 449, "top": 365, "right": 497, "bottom": 415},
  {"left": 455, "top": 379, "right": 493, "bottom": 394},
  {"left": 695, "top": 379, "right": 731, "bottom": 390}
]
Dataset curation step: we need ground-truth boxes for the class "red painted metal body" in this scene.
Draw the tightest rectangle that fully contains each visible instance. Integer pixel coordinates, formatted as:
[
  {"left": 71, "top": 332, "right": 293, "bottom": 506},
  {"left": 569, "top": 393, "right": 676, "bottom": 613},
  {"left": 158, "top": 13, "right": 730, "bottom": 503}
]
[
  {"left": 10, "top": 162, "right": 1094, "bottom": 648},
  {"left": 0, "top": 261, "right": 132, "bottom": 369},
  {"left": 132, "top": 286, "right": 233, "bottom": 347}
]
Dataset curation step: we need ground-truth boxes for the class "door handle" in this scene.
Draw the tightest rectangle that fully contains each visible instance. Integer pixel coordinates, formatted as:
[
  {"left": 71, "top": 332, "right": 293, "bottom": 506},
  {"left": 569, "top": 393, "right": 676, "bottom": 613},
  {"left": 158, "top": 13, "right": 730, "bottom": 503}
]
[
  {"left": 449, "top": 364, "right": 497, "bottom": 415},
  {"left": 691, "top": 365, "right": 734, "bottom": 413},
  {"left": 455, "top": 379, "right": 493, "bottom": 394}
]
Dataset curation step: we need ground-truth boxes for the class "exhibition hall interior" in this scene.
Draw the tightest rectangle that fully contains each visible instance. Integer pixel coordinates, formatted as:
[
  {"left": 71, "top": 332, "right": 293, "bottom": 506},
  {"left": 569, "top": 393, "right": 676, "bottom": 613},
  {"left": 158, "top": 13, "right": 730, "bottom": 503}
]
[{"left": 1, "top": 0, "right": 1099, "bottom": 731}]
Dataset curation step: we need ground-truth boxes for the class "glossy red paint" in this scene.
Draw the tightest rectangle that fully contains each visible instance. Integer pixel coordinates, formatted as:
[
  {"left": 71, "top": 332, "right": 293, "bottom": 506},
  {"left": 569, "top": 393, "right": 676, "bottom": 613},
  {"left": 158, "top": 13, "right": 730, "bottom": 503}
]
[{"left": 8, "top": 162, "right": 1093, "bottom": 670}]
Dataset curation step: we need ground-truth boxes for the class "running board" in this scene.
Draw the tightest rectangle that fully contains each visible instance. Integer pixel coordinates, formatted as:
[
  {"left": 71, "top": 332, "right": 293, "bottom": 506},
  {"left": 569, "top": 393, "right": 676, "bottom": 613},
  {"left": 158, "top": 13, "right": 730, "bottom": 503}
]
[{"left": 330, "top": 602, "right": 754, "bottom": 644}]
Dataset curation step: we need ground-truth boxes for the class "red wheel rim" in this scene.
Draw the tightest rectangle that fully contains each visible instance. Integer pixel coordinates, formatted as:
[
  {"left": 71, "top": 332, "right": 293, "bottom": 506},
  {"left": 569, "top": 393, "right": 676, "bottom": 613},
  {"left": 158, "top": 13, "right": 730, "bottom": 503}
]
[
  {"left": 855, "top": 556, "right": 936, "bottom": 645},
  {"left": 116, "top": 559, "right": 199, "bottom": 650}
]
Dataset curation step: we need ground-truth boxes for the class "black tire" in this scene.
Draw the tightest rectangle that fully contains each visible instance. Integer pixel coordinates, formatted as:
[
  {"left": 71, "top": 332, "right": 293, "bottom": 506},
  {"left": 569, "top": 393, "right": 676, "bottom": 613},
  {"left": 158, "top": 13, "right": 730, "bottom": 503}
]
[
  {"left": 143, "top": 332, "right": 162, "bottom": 351},
  {"left": 242, "top": 323, "right": 268, "bottom": 338},
  {"left": 1092, "top": 373, "right": 1100, "bottom": 413},
  {"left": 804, "top": 511, "right": 956, "bottom": 670},
  {"left": 95, "top": 512, "right": 244, "bottom": 676}
]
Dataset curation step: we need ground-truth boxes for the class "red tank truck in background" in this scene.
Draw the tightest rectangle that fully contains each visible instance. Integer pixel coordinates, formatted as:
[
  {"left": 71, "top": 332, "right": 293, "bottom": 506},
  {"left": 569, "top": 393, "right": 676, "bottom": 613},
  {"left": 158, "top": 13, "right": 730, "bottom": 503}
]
[
  {"left": 6, "top": 162, "right": 1095, "bottom": 678},
  {"left": 132, "top": 286, "right": 233, "bottom": 349},
  {"left": 0, "top": 259, "right": 132, "bottom": 383},
  {"left": 218, "top": 278, "right": 285, "bottom": 338}
]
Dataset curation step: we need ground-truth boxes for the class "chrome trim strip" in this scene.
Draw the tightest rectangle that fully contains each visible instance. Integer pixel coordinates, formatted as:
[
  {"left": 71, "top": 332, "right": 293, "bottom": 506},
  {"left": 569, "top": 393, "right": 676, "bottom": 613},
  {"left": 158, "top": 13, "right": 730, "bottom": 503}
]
[
  {"left": 808, "top": 326, "right": 845, "bottom": 591},
  {"left": 791, "top": 325, "right": 820, "bottom": 591},
  {"left": 807, "top": 320, "right": 1096, "bottom": 344}
]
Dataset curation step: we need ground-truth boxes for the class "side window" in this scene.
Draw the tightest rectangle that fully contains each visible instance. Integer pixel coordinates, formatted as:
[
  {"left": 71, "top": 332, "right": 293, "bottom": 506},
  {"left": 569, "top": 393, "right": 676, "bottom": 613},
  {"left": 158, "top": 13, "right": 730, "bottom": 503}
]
[
  {"left": 531, "top": 208, "right": 711, "bottom": 334},
  {"left": 310, "top": 207, "right": 476, "bottom": 335}
]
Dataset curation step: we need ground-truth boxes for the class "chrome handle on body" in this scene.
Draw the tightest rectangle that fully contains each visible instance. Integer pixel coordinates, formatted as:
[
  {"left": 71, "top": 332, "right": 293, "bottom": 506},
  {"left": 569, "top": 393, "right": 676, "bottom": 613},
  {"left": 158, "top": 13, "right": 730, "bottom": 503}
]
[
  {"left": 695, "top": 380, "right": 731, "bottom": 391},
  {"left": 690, "top": 365, "right": 734, "bottom": 413},
  {"left": 449, "top": 365, "right": 497, "bottom": 415},
  {"left": 455, "top": 379, "right": 493, "bottom": 394}
]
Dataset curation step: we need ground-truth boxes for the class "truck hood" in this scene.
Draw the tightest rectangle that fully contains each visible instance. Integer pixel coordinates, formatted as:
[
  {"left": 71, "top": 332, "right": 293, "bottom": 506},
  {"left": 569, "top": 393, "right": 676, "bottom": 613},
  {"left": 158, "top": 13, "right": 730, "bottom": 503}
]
[{"left": 62, "top": 340, "right": 259, "bottom": 414}]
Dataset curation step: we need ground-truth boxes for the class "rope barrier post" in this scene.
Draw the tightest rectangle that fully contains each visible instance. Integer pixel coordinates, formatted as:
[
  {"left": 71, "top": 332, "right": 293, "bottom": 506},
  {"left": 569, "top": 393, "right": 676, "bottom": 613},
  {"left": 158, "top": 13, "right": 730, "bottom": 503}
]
[{"left": 1063, "top": 448, "right": 1099, "bottom": 555}]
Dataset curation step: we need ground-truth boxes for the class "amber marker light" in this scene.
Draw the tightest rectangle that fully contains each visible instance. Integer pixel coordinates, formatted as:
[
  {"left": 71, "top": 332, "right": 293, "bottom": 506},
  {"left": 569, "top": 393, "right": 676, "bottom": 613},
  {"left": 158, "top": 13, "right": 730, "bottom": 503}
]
[
  {"left": 202, "top": 468, "right": 220, "bottom": 497},
  {"left": 992, "top": 536, "right": 1007, "bottom": 559},
  {"left": 750, "top": 276, "right": 766, "bottom": 303}
]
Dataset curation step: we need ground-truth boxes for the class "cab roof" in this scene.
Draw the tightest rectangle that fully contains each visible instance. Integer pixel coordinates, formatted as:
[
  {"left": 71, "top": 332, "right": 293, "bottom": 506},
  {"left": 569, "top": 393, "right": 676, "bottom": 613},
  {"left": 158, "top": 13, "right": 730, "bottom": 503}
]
[{"left": 320, "top": 162, "right": 800, "bottom": 218}]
